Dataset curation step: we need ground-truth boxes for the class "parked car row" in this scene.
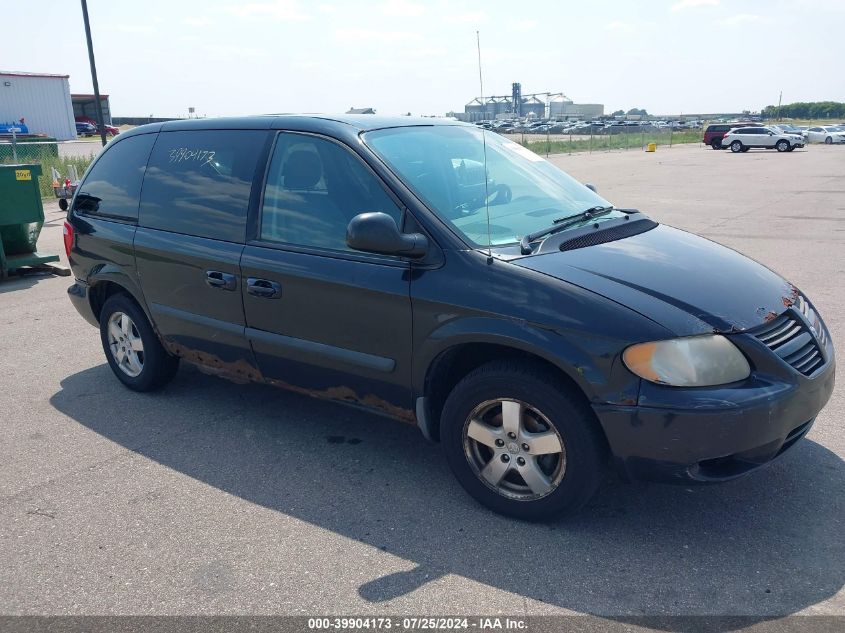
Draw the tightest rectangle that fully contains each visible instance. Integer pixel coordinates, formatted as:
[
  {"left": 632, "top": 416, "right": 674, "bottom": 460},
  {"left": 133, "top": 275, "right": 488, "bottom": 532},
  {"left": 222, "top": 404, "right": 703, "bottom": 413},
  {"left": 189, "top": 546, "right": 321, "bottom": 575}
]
[
  {"left": 704, "top": 122, "right": 845, "bottom": 151},
  {"left": 476, "top": 119, "right": 672, "bottom": 136}
]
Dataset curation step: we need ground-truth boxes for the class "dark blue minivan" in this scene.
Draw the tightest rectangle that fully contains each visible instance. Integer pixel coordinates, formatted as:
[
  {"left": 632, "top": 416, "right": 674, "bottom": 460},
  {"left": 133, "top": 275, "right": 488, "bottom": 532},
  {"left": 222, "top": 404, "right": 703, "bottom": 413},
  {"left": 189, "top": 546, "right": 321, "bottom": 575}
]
[{"left": 65, "top": 115, "right": 835, "bottom": 519}]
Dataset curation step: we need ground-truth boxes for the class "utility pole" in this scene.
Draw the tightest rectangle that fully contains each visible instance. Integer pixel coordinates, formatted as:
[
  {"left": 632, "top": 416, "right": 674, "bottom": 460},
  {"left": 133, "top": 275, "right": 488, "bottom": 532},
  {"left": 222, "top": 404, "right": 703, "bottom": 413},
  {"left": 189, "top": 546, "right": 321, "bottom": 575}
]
[
  {"left": 80, "top": 0, "right": 108, "bottom": 147},
  {"left": 776, "top": 90, "right": 783, "bottom": 121}
]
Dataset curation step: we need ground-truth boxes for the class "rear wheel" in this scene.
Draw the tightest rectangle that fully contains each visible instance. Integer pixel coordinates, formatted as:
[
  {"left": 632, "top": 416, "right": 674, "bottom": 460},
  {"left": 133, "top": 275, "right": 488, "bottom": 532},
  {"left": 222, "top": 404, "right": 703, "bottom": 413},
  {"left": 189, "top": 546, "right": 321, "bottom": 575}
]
[
  {"left": 99, "top": 293, "right": 178, "bottom": 391},
  {"left": 58, "top": 198, "right": 68, "bottom": 211},
  {"left": 441, "top": 361, "right": 606, "bottom": 520},
  {"left": 776, "top": 140, "right": 790, "bottom": 152},
  {"left": 825, "top": 136, "right": 833, "bottom": 145},
  {"left": 730, "top": 140, "right": 743, "bottom": 153}
]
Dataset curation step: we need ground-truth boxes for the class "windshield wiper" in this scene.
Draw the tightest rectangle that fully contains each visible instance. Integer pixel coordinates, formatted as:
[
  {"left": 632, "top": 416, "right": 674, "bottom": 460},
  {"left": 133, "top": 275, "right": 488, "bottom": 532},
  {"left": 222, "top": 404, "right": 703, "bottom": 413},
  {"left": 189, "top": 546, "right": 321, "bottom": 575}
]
[{"left": 519, "top": 206, "right": 614, "bottom": 255}]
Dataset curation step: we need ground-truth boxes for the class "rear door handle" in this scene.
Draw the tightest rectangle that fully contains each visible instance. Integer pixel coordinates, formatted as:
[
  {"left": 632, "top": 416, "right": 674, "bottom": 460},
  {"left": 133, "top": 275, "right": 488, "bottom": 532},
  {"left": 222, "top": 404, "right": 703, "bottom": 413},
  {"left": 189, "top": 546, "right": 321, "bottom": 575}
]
[
  {"left": 205, "top": 270, "right": 237, "bottom": 291},
  {"left": 247, "top": 277, "right": 282, "bottom": 299}
]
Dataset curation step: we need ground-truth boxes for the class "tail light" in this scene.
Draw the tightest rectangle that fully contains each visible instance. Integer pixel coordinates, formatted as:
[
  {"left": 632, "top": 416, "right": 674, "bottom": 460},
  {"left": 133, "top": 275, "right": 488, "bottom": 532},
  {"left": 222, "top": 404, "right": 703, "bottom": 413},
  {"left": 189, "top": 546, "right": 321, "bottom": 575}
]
[{"left": 63, "top": 220, "right": 74, "bottom": 259}]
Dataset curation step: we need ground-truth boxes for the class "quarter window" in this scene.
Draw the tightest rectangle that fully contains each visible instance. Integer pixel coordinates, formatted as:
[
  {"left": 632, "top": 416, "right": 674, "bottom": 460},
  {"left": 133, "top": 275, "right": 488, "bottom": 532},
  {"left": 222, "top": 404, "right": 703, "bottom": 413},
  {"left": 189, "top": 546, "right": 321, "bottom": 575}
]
[
  {"left": 139, "top": 130, "right": 266, "bottom": 242},
  {"left": 74, "top": 134, "right": 155, "bottom": 220},
  {"left": 260, "top": 133, "right": 402, "bottom": 252}
]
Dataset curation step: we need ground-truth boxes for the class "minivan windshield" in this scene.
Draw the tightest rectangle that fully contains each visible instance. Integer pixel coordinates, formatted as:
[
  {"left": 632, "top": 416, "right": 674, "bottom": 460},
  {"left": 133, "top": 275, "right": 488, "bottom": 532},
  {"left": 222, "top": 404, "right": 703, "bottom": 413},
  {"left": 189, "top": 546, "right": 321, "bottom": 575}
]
[{"left": 364, "top": 125, "right": 615, "bottom": 247}]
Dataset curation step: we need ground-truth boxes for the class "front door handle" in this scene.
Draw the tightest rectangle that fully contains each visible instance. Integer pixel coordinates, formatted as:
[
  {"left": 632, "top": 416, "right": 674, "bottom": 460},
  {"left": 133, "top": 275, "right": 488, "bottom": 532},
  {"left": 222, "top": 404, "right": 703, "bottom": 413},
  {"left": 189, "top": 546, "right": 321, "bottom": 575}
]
[
  {"left": 247, "top": 277, "right": 282, "bottom": 299},
  {"left": 205, "top": 270, "right": 237, "bottom": 291}
]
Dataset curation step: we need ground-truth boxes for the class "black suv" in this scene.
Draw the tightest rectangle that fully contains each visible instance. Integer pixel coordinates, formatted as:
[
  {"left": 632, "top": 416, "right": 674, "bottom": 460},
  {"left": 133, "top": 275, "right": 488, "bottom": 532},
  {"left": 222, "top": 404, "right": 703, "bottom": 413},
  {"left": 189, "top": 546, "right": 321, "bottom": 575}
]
[{"left": 65, "top": 115, "right": 835, "bottom": 520}]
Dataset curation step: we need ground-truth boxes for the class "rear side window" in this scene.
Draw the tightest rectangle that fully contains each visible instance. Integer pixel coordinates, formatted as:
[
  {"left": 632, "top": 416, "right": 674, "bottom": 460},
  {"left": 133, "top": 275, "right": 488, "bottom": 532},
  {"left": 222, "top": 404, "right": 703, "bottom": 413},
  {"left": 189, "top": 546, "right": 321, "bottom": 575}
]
[
  {"left": 74, "top": 134, "right": 155, "bottom": 220},
  {"left": 139, "top": 130, "right": 266, "bottom": 242}
]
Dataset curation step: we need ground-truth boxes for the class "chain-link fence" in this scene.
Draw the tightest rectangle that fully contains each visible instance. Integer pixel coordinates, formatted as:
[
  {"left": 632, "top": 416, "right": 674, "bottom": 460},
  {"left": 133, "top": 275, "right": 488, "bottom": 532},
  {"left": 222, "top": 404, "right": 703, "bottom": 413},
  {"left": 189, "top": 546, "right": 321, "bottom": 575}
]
[
  {"left": 1, "top": 124, "right": 704, "bottom": 200},
  {"left": 0, "top": 137, "right": 98, "bottom": 198},
  {"left": 500, "top": 125, "right": 702, "bottom": 157}
]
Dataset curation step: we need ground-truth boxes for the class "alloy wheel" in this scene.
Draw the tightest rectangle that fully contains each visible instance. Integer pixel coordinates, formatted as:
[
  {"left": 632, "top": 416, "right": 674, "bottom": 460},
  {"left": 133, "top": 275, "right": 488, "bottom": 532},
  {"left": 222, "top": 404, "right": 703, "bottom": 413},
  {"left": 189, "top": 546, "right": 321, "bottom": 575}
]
[
  {"left": 462, "top": 399, "right": 566, "bottom": 501},
  {"left": 107, "top": 311, "right": 145, "bottom": 377}
]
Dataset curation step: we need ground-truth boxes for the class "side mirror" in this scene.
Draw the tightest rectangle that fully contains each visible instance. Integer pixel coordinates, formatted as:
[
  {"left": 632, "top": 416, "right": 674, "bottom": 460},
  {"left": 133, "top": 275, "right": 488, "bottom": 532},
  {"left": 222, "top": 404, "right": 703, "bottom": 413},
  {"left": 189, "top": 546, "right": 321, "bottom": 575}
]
[
  {"left": 585, "top": 183, "right": 597, "bottom": 193},
  {"left": 72, "top": 191, "right": 101, "bottom": 213},
  {"left": 347, "top": 212, "right": 428, "bottom": 258}
]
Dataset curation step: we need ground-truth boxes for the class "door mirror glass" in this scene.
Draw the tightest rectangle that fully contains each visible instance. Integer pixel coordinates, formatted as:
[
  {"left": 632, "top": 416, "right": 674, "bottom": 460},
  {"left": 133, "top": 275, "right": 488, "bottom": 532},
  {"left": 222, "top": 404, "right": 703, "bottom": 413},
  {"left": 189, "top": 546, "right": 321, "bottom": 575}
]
[{"left": 347, "top": 212, "right": 428, "bottom": 258}]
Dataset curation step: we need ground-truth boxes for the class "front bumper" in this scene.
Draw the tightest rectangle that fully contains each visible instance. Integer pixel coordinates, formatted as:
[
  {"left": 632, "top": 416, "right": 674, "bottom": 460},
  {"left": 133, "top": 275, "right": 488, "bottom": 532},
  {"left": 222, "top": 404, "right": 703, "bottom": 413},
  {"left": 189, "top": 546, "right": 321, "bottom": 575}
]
[{"left": 594, "top": 338, "right": 835, "bottom": 484}]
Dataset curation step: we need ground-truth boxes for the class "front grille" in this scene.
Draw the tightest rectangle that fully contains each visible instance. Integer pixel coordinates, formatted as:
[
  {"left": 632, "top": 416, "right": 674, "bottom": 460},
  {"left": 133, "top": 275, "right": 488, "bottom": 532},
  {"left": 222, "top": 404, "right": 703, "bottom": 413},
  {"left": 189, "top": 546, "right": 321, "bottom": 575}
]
[
  {"left": 796, "top": 294, "right": 827, "bottom": 348},
  {"left": 750, "top": 302, "right": 826, "bottom": 376}
]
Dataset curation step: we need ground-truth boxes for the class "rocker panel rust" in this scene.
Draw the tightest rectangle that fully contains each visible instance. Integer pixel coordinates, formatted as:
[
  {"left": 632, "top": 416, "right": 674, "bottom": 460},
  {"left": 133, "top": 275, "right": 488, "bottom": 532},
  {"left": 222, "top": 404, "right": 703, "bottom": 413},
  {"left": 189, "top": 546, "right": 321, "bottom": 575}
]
[{"left": 166, "top": 341, "right": 415, "bottom": 423}]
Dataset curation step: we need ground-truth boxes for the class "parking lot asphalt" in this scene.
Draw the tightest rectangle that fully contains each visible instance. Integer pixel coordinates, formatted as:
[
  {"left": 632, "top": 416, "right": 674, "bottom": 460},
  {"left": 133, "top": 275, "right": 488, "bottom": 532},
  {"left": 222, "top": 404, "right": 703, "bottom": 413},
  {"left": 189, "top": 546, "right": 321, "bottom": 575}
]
[{"left": 1, "top": 143, "right": 842, "bottom": 620}]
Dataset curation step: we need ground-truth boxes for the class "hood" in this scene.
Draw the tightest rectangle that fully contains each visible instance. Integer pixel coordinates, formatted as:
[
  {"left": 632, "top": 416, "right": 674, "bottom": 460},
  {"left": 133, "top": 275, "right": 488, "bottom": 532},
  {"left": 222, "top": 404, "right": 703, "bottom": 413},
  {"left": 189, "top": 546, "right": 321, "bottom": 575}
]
[{"left": 515, "top": 224, "right": 798, "bottom": 336}]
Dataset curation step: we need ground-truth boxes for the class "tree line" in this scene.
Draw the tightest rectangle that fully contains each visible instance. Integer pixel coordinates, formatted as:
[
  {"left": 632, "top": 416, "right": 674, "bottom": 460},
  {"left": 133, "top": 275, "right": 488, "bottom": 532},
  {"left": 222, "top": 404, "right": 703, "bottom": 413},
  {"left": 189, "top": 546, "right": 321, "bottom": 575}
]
[{"left": 762, "top": 101, "right": 845, "bottom": 120}]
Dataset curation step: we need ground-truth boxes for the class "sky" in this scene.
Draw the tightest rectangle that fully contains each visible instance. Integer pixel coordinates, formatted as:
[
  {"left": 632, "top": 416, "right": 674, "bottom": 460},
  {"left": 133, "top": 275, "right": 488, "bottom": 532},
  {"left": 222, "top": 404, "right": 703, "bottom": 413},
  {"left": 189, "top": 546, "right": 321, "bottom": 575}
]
[{"left": 3, "top": 0, "right": 844, "bottom": 118}]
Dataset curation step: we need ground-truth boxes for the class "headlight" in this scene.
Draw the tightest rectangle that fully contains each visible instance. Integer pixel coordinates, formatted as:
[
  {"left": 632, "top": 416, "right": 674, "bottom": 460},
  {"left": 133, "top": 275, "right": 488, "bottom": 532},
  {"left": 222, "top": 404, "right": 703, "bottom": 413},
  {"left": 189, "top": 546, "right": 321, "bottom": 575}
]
[{"left": 622, "top": 335, "right": 750, "bottom": 387}]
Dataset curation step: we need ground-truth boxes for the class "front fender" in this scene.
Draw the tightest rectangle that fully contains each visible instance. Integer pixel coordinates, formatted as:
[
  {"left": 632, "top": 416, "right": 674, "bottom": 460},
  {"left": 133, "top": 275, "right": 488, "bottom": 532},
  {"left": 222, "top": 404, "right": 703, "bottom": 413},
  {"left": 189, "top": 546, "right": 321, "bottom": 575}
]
[{"left": 412, "top": 315, "right": 641, "bottom": 407}]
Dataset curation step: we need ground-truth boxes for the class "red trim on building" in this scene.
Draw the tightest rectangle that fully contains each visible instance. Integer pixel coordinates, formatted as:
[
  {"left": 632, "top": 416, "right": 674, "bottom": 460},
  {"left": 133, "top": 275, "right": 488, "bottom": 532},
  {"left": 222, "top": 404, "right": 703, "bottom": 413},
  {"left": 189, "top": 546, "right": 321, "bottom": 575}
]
[{"left": 0, "top": 71, "right": 70, "bottom": 79}]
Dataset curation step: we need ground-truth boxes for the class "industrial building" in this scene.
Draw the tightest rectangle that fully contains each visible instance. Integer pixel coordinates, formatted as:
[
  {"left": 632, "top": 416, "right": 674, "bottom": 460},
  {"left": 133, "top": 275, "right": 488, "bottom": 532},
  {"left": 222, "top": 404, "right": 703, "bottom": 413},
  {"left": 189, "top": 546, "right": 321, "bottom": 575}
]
[
  {"left": 457, "top": 83, "right": 604, "bottom": 122},
  {"left": 0, "top": 71, "right": 77, "bottom": 140}
]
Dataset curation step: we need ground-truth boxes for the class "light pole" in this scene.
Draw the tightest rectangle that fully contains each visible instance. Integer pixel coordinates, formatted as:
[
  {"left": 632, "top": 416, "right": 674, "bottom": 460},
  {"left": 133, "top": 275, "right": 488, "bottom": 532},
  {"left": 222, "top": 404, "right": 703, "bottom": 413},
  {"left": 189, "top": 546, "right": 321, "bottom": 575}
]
[{"left": 80, "top": 0, "right": 108, "bottom": 147}]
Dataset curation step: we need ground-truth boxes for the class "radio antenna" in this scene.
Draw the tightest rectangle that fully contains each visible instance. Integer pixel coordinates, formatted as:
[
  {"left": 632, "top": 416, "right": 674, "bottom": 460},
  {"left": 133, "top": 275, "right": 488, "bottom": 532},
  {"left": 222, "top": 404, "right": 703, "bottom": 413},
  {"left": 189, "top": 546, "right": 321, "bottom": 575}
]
[
  {"left": 476, "top": 30, "right": 484, "bottom": 102},
  {"left": 477, "top": 30, "right": 493, "bottom": 261}
]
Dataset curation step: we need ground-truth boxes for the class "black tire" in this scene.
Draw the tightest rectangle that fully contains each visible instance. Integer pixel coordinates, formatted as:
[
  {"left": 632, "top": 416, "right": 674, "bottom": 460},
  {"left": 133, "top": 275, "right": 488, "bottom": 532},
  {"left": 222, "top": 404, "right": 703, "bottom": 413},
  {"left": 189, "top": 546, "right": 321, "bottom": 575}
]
[
  {"left": 440, "top": 360, "right": 606, "bottom": 521},
  {"left": 825, "top": 136, "right": 833, "bottom": 145},
  {"left": 787, "top": 146, "right": 795, "bottom": 152},
  {"left": 58, "top": 198, "right": 68, "bottom": 211},
  {"left": 99, "top": 293, "right": 179, "bottom": 392},
  {"left": 741, "top": 146, "right": 750, "bottom": 152},
  {"left": 730, "top": 140, "right": 743, "bottom": 153},
  {"left": 776, "top": 140, "right": 790, "bottom": 152},
  {"left": 711, "top": 139, "right": 722, "bottom": 150}
]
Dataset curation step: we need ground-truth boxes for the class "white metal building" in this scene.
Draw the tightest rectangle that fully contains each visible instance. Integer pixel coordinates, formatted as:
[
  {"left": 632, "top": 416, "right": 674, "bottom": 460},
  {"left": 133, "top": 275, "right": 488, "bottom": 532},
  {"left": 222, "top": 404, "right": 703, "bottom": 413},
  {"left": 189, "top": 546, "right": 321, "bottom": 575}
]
[{"left": 0, "top": 71, "right": 76, "bottom": 140}]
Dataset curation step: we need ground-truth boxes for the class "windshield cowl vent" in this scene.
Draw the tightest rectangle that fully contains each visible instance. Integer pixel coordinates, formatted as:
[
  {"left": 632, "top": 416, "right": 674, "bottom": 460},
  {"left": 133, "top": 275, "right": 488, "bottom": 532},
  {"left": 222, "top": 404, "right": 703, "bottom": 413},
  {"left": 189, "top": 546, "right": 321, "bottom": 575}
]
[{"left": 557, "top": 218, "right": 658, "bottom": 253}]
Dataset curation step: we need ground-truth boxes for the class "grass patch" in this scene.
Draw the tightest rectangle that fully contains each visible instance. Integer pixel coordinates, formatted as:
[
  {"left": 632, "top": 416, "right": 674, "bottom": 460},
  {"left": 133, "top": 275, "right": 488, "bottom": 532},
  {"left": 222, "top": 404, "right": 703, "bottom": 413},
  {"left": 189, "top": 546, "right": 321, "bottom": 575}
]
[
  {"left": 1, "top": 150, "right": 95, "bottom": 198},
  {"left": 521, "top": 130, "right": 702, "bottom": 156}
]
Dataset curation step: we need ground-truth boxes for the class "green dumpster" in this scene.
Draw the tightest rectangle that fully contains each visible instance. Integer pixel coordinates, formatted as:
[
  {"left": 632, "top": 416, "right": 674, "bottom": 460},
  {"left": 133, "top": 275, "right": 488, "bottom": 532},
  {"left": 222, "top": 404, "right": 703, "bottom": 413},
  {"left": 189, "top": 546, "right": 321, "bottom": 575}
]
[{"left": 0, "top": 163, "right": 59, "bottom": 278}]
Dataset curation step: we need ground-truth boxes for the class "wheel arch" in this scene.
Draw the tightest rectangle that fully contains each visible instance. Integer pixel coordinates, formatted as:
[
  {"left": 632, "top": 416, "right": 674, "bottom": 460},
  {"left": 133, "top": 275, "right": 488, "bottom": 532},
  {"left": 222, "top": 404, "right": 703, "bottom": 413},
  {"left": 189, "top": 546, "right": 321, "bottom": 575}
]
[
  {"left": 414, "top": 323, "right": 606, "bottom": 442},
  {"left": 87, "top": 267, "right": 150, "bottom": 325}
]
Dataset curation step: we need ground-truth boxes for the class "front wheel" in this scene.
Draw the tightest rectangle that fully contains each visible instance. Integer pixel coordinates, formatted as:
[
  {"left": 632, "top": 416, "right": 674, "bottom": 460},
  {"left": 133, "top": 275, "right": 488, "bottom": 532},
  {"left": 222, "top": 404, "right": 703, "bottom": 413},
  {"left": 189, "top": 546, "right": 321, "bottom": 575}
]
[
  {"left": 441, "top": 361, "right": 606, "bottom": 520},
  {"left": 711, "top": 139, "right": 722, "bottom": 150},
  {"left": 99, "top": 293, "right": 179, "bottom": 391},
  {"left": 776, "top": 140, "right": 790, "bottom": 152},
  {"left": 58, "top": 198, "right": 68, "bottom": 211},
  {"left": 730, "top": 140, "right": 743, "bottom": 153}
]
